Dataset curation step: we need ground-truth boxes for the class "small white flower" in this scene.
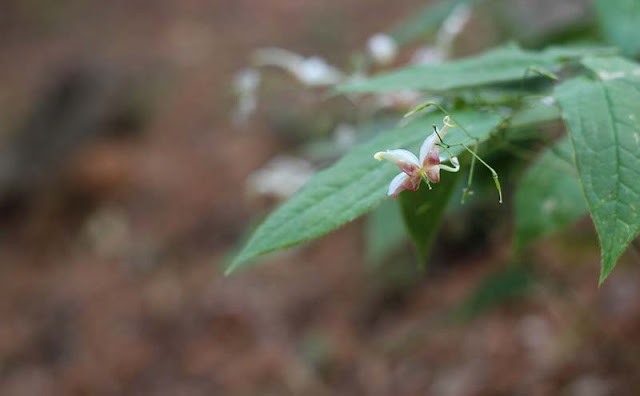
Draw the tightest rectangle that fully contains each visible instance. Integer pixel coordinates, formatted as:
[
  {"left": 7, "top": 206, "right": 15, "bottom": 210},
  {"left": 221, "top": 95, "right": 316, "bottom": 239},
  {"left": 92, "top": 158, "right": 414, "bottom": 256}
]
[
  {"left": 232, "top": 94, "right": 257, "bottom": 125},
  {"left": 233, "top": 68, "right": 261, "bottom": 94},
  {"left": 367, "top": 33, "right": 398, "bottom": 65},
  {"left": 540, "top": 96, "right": 556, "bottom": 107},
  {"left": 440, "top": 4, "right": 471, "bottom": 38},
  {"left": 374, "top": 116, "right": 460, "bottom": 198},
  {"left": 253, "top": 48, "right": 343, "bottom": 86},
  {"left": 411, "top": 46, "right": 445, "bottom": 65},
  {"left": 435, "top": 4, "right": 471, "bottom": 56},
  {"left": 412, "top": 4, "right": 471, "bottom": 65},
  {"left": 297, "top": 56, "right": 343, "bottom": 85},
  {"left": 246, "top": 156, "right": 314, "bottom": 199},
  {"left": 376, "top": 90, "right": 423, "bottom": 110},
  {"left": 333, "top": 123, "right": 357, "bottom": 150},
  {"left": 232, "top": 68, "right": 261, "bottom": 125}
]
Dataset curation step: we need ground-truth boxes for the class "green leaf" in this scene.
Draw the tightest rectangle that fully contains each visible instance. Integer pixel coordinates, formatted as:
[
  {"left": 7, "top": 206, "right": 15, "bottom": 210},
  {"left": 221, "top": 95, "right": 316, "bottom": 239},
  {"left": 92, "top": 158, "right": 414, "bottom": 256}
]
[
  {"left": 592, "top": 0, "right": 640, "bottom": 58},
  {"left": 581, "top": 55, "right": 640, "bottom": 77},
  {"left": 507, "top": 102, "right": 561, "bottom": 130},
  {"left": 336, "top": 44, "right": 613, "bottom": 94},
  {"left": 455, "top": 85, "right": 551, "bottom": 107},
  {"left": 228, "top": 110, "right": 502, "bottom": 273},
  {"left": 365, "top": 199, "right": 407, "bottom": 266},
  {"left": 554, "top": 56, "right": 640, "bottom": 283},
  {"left": 398, "top": 171, "right": 461, "bottom": 262},
  {"left": 515, "top": 136, "right": 588, "bottom": 247}
]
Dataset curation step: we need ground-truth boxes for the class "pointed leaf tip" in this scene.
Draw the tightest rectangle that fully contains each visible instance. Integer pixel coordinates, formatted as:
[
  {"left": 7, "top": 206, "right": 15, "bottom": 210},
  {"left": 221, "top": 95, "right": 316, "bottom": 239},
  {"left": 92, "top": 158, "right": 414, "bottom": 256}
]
[{"left": 555, "top": 57, "right": 640, "bottom": 283}]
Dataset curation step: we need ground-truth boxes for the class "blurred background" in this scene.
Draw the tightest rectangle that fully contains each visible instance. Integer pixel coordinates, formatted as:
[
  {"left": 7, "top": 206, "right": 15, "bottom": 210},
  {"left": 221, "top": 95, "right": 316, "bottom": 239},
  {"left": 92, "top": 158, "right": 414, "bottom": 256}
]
[{"left": 1, "top": 0, "right": 639, "bottom": 395}]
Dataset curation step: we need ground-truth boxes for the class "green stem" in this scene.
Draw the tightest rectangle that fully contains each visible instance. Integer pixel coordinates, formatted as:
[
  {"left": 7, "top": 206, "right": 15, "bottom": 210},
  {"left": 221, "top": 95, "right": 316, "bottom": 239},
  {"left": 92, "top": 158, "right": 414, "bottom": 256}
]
[
  {"left": 462, "top": 143, "right": 503, "bottom": 204},
  {"left": 461, "top": 142, "right": 478, "bottom": 204},
  {"left": 404, "top": 101, "right": 477, "bottom": 141}
]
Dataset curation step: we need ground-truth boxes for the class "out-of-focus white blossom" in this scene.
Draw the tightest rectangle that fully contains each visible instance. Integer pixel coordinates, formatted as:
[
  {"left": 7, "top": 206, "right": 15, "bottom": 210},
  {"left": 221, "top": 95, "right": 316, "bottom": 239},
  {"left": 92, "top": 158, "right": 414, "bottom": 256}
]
[
  {"left": 366, "top": 33, "right": 398, "bottom": 65},
  {"left": 376, "top": 90, "right": 423, "bottom": 110},
  {"left": 411, "top": 5, "right": 471, "bottom": 66},
  {"left": 440, "top": 4, "right": 472, "bottom": 38},
  {"left": 411, "top": 46, "right": 445, "bottom": 65},
  {"left": 233, "top": 68, "right": 260, "bottom": 94},
  {"left": 540, "top": 96, "right": 556, "bottom": 107},
  {"left": 297, "top": 56, "right": 343, "bottom": 85},
  {"left": 232, "top": 68, "right": 261, "bottom": 125},
  {"left": 246, "top": 156, "right": 315, "bottom": 199},
  {"left": 253, "top": 48, "right": 343, "bottom": 86},
  {"left": 332, "top": 123, "right": 357, "bottom": 150},
  {"left": 232, "top": 95, "right": 257, "bottom": 125},
  {"left": 435, "top": 4, "right": 472, "bottom": 56}
]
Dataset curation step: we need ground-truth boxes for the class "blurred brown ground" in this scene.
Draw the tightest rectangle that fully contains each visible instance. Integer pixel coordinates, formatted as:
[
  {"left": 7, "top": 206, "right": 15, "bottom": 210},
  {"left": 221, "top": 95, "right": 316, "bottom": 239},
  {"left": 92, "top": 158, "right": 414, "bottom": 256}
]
[{"left": 0, "top": 0, "right": 640, "bottom": 395}]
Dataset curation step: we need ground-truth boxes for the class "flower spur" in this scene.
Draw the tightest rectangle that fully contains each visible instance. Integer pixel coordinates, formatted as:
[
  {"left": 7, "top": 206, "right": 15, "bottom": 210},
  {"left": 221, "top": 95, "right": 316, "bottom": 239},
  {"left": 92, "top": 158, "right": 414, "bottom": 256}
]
[{"left": 374, "top": 116, "right": 460, "bottom": 198}]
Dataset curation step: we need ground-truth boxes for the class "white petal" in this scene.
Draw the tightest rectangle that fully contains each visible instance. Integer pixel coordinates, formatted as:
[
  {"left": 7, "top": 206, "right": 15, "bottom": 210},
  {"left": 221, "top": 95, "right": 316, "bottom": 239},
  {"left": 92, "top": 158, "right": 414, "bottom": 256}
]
[
  {"left": 252, "top": 49, "right": 343, "bottom": 86},
  {"left": 419, "top": 133, "right": 438, "bottom": 164},
  {"left": 233, "top": 68, "right": 261, "bottom": 94},
  {"left": 411, "top": 45, "right": 444, "bottom": 65},
  {"left": 541, "top": 96, "right": 555, "bottom": 107},
  {"left": 440, "top": 4, "right": 471, "bottom": 36},
  {"left": 297, "top": 57, "right": 343, "bottom": 86},
  {"left": 420, "top": 116, "right": 456, "bottom": 163},
  {"left": 252, "top": 47, "right": 304, "bottom": 72},
  {"left": 367, "top": 33, "right": 398, "bottom": 65},
  {"left": 439, "top": 156, "right": 460, "bottom": 172},
  {"left": 374, "top": 149, "right": 420, "bottom": 168},
  {"left": 439, "top": 155, "right": 459, "bottom": 165},
  {"left": 388, "top": 172, "right": 409, "bottom": 196}
]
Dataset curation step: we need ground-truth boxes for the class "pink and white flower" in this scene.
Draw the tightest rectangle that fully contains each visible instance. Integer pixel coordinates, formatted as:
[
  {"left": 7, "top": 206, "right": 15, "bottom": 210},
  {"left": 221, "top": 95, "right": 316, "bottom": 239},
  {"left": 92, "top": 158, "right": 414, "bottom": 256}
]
[{"left": 374, "top": 116, "right": 460, "bottom": 198}]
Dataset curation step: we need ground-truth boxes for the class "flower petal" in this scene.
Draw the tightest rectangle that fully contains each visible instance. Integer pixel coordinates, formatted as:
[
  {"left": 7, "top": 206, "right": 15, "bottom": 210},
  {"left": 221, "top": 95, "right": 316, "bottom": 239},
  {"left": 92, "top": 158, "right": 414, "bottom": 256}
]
[
  {"left": 374, "top": 149, "right": 420, "bottom": 173},
  {"left": 388, "top": 172, "right": 409, "bottom": 196},
  {"left": 428, "top": 146, "right": 441, "bottom": 166},
  {"left": 419, "top": 133, "right": 439, "bottom": 165},
  {"left": 367, "top": 33, "right": 398, "bottom": 65},
  {"left": 420, "top": 116, "right": 455, "bottom": 165},
  {"left": 426, "top": 165, "right": 441, "bottom": 183},
  {"left": 440, "top": 156, "right": 460, "bottom": 172},
  {"left": 297, "top": 57, "right": 343, "bottom": 85}
]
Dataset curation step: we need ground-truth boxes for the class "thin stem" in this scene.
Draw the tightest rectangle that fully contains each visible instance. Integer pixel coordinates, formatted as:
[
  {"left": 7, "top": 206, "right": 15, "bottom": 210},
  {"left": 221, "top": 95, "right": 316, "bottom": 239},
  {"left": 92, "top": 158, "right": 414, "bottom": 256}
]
[
  {"left": 433, "top": 124, "right": 444, "bottom": 144},
  {"left": 520, "top": 65, "right": 558, "bottom": 93},
  {"left": 462, "top": 143, "right": 503, "bottom": 204},
  {"left": 423, "top": 177, "right": 432, "bottom": 190},
  {"left": 405, "top": 101, "right": 476, "bottom": 141},
  {"left": 406, "top": 102, "right": 503, "bottom": 203},
  {"left": 526, "top": 66, "right": 559, "bottom": 81},
  {"left": 461, "top": 142, "right": 478, "bottom": 204},
  {"left": 437, "top": 141, "right": 456, "bottom": 159}
]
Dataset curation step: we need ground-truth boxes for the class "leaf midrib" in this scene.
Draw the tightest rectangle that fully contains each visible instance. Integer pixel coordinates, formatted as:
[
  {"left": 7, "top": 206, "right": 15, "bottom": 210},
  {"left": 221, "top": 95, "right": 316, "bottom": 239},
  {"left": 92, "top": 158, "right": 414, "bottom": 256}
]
[{"left": 600, "top": 80, "right": 623, "bottom": 265}]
